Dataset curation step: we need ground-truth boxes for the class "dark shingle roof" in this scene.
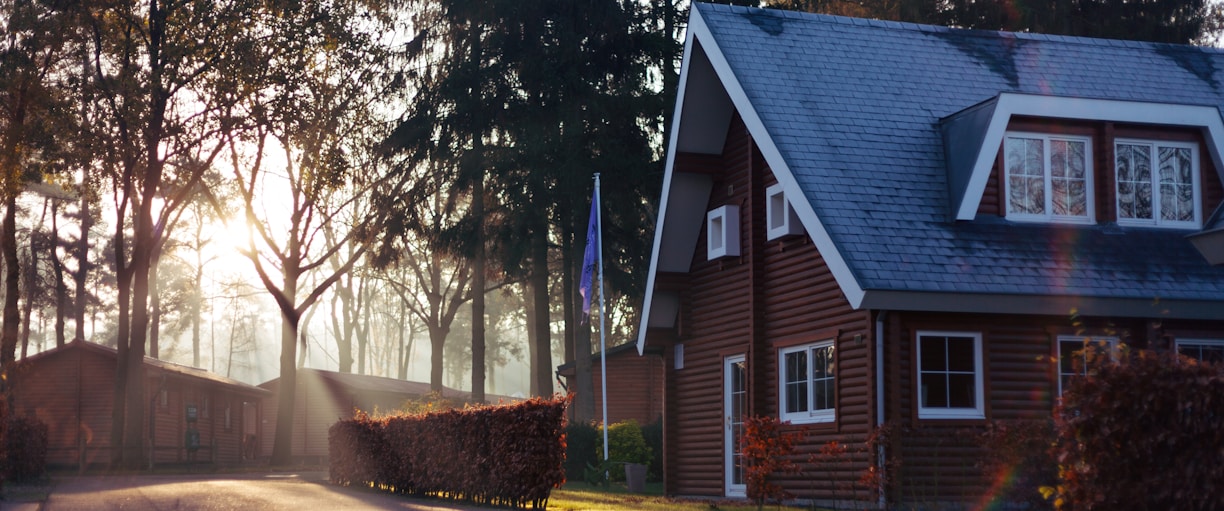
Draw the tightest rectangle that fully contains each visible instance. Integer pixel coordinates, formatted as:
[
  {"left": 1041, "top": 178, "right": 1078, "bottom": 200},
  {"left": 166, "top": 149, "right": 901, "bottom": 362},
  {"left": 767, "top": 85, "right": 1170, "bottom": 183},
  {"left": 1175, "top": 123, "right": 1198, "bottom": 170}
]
[{"left": 696, "top": 2, "right": 1224, "bottom": 302}]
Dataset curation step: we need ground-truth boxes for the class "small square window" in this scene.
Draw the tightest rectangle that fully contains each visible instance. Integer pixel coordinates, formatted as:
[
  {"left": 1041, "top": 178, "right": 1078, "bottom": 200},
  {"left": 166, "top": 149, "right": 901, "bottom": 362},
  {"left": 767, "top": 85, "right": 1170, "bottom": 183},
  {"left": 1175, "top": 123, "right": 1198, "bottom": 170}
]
[
  {"left": 707, "top": 205, "right": 740, "bottom": 259},
  {"left": 674, "top": 344, "right": 684, "bottom": 370},
  {"left": 778, "top": 340, "right": 835, "bottom": 424},
  {"left": 766, "top": 183, "right": 803, "bottom": 240},
  {"left": 917, "top": 331, "right": 985, "bottom": 420}
]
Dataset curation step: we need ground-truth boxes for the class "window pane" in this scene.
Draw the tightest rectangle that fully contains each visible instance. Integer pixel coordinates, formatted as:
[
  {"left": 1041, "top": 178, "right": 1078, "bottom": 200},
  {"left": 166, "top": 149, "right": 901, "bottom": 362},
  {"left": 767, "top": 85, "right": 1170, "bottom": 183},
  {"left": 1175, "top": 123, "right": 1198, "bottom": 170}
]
[
  {"left": 813, "top": 345, "right": 834, "bottom": 379},
  {"left": 1051, "top": 140, "right": 1087, "bottom": 217},
  {"left": 1159, "top": 146, "right": 1195, "bottom": 222},
  {"left": 1007, "top": 137, "right": 1045, "bottom": 215},
  {"left": 814, "top": 378, "right": 834, "bottom": 411},
  {"left": 947, "top": 374, "right": 976, "bottom": 408},
  {"left": 922, "top": 373, "right": 948, "bottom": 408},
  {"left": 1060, "top": 340, "right": 1080, "bottom": 373},
  {"left": 946, "top": 336, "right": 976, "bottom": 372},
  {"left": 921, "top": 337, "right": 947, "bottom": 371},
  {"left": 1117, "top": 144, "right": 1153, "bottom": 220}
]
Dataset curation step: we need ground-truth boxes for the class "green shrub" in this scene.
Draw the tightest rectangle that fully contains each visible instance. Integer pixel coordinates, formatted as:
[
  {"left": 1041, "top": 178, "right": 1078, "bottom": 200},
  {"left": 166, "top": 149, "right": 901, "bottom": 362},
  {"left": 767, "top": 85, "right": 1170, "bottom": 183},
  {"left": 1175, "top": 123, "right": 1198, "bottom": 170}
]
[
  {"left": 564, "top": 420, "right": 600, "bottom": 481},
  {"left": 640, "top": 418, "right": 663, "bottom": 482},
  {"left": 595, "top": 419, "right": 652, "bottom": 482},
  {"left": 1049, "top": 350, "right": 1224, "bottom": 510}
]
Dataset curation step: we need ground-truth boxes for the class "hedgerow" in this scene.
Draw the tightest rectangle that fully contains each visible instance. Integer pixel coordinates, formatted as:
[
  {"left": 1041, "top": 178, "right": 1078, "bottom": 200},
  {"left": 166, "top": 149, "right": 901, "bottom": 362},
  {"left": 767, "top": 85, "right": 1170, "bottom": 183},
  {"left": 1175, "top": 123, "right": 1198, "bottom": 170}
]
[{"left": 329, "top": 395, "right": 568, "bottom": 509}]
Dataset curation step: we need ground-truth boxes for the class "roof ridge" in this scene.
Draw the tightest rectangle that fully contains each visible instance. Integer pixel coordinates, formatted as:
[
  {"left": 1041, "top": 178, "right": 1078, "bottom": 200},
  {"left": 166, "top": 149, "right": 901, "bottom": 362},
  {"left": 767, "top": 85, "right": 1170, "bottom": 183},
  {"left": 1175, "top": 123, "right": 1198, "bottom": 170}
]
[{"left": 693, "top": 1, "right": 1224, "bottom": 54}]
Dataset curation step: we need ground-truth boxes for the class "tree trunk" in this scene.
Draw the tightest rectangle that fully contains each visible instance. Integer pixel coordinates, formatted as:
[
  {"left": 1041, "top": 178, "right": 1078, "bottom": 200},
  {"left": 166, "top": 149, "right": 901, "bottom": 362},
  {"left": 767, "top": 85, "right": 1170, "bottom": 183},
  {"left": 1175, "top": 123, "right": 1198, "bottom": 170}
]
[
  {"left": 73, "top": 188, "right": 91, "bottom": 343},
  {"left": 52, "top": 201, "right": 67, "bottom": 348},
  {"left": 110, "top": 218, "right": 132, "bottom": 467},
  {"left": 148, "top": 254, "right": 161, "bottom": 359},
  {"left": 470, "top": 170, "right": 486, "bottom": 403},
  {"left": 19, "top": 200, "right": 39, "bottom": 360},
  {"left": 270, "top": 270, "right": 300, "bottom": 466},
  {"left": 1, "top": 196, "right": 20, "bottom": 371},
  {"left": 429, "top": 323, "right": 449, "bottom": 392},
  {"left": 530, "top": 218, "right": 552, "bottom": 397}
]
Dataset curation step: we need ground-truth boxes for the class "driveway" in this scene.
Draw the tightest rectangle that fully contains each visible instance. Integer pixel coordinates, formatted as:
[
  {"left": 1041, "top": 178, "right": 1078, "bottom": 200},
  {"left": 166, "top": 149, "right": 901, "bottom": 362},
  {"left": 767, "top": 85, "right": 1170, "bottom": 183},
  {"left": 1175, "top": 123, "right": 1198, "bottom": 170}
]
[{"left": 25, "top": 471, "right": 489, "bottom": 511}]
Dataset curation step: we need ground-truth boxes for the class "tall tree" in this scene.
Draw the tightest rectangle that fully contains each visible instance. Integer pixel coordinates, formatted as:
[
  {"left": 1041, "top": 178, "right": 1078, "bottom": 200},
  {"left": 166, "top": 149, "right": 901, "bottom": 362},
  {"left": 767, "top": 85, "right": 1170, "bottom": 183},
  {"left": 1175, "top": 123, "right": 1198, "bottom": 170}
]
[
  {"left": 0, "top": 0, "right": 75, "bottom": 386},
  {"left": 222, "top": 0, "right": 410, "bottom": 466}
]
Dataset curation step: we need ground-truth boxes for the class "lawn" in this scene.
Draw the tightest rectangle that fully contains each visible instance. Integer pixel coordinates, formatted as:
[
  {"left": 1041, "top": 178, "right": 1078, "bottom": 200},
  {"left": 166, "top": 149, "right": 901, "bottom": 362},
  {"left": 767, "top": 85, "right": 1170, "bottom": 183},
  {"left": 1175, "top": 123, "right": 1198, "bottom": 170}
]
[{"left": 550, "top": 481, "right": 810, "bottom": 511}]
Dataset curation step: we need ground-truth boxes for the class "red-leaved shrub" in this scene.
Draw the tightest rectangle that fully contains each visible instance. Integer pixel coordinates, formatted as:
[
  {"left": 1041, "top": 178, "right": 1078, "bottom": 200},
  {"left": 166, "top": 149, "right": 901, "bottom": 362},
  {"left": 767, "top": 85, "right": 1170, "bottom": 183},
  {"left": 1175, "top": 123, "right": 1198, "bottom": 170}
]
[
  {"left": 1051, "top": 350, "right": 1224, "bottom": 510},
  {"left": 4, "top": 415, "right": 48, "bottom": 481},
  {"left": 740, "top": 415, "right": 801, "bottom": 508},
  {"left": 329, "top": 395, "right": 568, "bottom": 509}
]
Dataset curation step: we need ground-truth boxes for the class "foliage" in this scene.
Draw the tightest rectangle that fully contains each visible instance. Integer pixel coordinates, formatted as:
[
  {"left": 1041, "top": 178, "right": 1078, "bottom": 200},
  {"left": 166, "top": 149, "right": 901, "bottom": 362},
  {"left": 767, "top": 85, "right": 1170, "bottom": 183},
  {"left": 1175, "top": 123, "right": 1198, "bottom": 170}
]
[
  {"left": 639, "top": 418, "right": 664, "bottom": 482},
  {"left": 329, "top": 395, "right": 568, "bottom": 509},
  {"left": 594, "top": 419, "right": 653, "bottom": 482},
  {"left": 4, "top": 415, "right": 47, "bottom": 482},
  {"left": 739, "top": 415, "right": 801, "bottom": 508},
  {"left": 396, "top": 391, "right": 465, "bottom": 416},
  {"left": 766, "top": 0, "right": 1223, "bottom": 45},
  {"left": 1046, "top": 350, "right": 1224, "bottom": 510},
  {"left": 977, "top": 419, "right": 1057, "bottom": 509},
  {"left": 565, "top": 420, "right": 601, "bottom": 482}
]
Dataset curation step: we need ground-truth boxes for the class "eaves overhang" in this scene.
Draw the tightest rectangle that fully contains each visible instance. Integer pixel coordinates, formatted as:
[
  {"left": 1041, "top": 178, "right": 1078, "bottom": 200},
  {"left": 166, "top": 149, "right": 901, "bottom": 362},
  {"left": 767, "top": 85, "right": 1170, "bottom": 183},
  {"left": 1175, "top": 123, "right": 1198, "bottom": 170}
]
[
  {"left": 945, "top": 93, "right": 1224, "bottom": 221},
  {"left": 636, "top": 4, "right": 866, "bottom": 354},
  {"left": 860, "top": 290, "right": 1224, "bottom": 320}
]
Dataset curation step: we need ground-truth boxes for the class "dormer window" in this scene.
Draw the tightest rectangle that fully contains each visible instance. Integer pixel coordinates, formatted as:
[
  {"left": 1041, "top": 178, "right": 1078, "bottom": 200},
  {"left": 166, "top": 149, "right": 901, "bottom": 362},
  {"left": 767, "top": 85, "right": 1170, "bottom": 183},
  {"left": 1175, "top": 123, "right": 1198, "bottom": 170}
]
[
  {"left": 1004, "top": 132, "right": 1093, "bottom": 223},
  {"left": 1115, "top": 139, "right": 1200, "bottom": 229},
  {"left": 766, "top": 183, "right": 803, "bottom": 240}
]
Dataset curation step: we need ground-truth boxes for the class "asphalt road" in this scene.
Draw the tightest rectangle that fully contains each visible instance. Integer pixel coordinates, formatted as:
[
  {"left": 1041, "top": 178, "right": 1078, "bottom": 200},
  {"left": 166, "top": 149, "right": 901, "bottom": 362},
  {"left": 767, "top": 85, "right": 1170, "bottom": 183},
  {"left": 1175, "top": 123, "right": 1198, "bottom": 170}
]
[{"left": 31, "top": 472, "right": 490, "bottom": 511}]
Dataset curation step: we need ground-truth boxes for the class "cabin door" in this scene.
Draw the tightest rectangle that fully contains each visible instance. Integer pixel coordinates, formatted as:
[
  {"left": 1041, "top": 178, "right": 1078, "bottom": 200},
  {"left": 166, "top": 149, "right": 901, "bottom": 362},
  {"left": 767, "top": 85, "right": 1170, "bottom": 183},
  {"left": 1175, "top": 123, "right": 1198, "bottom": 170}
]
[{"left": 724, "top": 355, "right": 747, "bottom": 497}]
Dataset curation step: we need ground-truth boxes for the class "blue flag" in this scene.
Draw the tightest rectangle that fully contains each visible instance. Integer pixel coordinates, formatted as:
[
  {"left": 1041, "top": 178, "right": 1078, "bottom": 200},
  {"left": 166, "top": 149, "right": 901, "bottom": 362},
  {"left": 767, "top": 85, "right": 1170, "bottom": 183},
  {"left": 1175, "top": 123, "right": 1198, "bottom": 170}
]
[{"left": 579, "top": 196, "right": 598, "bottom": 325}]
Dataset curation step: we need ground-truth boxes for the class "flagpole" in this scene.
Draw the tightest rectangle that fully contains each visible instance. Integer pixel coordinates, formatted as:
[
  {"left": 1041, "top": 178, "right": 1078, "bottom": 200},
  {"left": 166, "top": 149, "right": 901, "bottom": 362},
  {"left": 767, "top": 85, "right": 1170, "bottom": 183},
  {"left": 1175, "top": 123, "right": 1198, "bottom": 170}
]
[{"left": 595, "top": 173, "right": 609, "bottom": 465}]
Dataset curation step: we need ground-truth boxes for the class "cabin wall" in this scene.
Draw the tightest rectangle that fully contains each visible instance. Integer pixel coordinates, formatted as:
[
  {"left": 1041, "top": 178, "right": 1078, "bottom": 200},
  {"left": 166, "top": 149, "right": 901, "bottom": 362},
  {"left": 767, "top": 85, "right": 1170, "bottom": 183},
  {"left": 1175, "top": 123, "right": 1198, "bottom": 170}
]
[
  {"left": 660, "top": 113, "right": 873, "bottom": 501},
  {"left": 885, "top": 311, "right": 1224, "bottom": 503},
  {"left": 582, "top": 350, "right": 665, "bottom": 427}
]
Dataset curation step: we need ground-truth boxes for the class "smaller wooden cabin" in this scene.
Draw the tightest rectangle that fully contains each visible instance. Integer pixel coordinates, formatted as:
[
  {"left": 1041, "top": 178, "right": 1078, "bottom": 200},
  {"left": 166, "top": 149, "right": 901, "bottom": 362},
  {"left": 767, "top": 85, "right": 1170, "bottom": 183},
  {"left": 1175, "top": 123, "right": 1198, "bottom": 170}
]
[
  {"left": 557, "top": 342, "right": 665, "bottom": 426},
  {"left": 258, "top": 369, "right": 471, "bottom": 462},
  {"left": 8, "top": 340, "right": 270, "bottom": 468}
]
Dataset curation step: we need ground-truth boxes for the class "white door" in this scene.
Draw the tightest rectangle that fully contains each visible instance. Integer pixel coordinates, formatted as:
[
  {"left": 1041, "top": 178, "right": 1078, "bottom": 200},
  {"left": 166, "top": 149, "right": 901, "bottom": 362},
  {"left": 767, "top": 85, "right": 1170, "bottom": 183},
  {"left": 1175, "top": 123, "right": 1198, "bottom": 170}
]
[{"left": 724, "top": 355, "right": 747, "bottom": 497}]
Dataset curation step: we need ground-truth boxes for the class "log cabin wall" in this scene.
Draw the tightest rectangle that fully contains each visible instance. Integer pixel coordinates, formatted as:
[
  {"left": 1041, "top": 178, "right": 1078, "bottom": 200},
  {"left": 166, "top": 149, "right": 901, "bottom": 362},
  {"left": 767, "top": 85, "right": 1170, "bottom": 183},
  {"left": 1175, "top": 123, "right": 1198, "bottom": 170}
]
[
  {"left": 885, "top": 311, "right": 1224, "bottom": 503},
  {"left": 662, "top": 113, "right": 874, "bottom": 501}
]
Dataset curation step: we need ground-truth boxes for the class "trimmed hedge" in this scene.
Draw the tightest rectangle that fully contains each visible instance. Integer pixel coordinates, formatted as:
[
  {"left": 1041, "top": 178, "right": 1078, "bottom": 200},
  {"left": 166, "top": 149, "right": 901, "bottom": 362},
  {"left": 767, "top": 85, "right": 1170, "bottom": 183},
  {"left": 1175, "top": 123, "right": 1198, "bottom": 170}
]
[
  {"left": 330, "top": 395, "right": 568, "bottom": 509},
  {"left": 1051, "top": 350, "right": 1224, "bottom": 510},
  {"left": 4, "top": 415, "right": 48, "bottom": 482}
]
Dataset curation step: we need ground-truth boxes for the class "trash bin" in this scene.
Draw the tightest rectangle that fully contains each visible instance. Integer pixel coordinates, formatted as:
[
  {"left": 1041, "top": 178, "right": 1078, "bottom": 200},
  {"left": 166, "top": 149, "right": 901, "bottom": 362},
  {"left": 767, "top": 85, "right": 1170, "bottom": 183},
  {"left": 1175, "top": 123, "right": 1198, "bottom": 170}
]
[{"left": 624, "top": 462, "right": 647, "bottom": 493}]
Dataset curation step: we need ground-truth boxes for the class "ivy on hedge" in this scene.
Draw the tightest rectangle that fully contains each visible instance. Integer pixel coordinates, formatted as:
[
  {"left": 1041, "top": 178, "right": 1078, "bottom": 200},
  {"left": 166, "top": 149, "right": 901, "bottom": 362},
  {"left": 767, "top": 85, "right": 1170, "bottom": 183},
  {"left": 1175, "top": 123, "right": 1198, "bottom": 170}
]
[{"left": 329, "top": 395, "right": 568, "bottom": 509}]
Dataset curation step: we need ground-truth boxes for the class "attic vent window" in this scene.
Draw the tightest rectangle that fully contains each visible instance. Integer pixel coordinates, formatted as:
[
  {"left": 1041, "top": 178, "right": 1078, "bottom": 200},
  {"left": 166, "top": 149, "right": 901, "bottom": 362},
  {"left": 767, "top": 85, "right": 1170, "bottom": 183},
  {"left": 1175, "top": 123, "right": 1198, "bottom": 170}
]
[
  {"left": 1004, "top": 132, "right": 1094, "bottom": 224},
  {"left": 707, "top": 205, "right": 740, "bottom": 259},
  {"left": 766, "top": 183, "right": 803, "bottom": 240}
]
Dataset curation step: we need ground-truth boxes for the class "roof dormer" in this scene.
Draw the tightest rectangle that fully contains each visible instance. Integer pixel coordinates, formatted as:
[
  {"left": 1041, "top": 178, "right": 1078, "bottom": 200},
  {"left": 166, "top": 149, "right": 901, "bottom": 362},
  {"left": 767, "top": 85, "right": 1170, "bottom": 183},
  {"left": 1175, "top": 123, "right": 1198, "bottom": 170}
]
[{"left": 942, "top": 94, "right": 1224, "bottom": 223}]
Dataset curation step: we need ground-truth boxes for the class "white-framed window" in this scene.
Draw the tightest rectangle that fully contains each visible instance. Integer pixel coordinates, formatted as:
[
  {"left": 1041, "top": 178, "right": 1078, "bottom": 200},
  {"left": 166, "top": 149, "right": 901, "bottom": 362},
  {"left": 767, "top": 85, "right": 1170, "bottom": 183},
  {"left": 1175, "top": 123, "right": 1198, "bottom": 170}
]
[
  {"left": 778, "top": 340, "right": 835, "bottom": 424},
  {"left": 766, "top": 183, "right": 803, "bottom": 240},
  {"left": 1175, "top": 339, "right": 1224, "bottom": 364},
  {"left": 1057, "top": 335, "right": 1119, "bottom": 395},
  {"left": 707, "top": 205, "right": 740, "bottom": 259},
  {"left": 1115, "top": 139, "right": 1200, "bottom": 228},
  {"left": 917, "top": 331, "right": 985, "bottom": 420},
  {"left": 1004, "top": 132, "right": 1094, "bottom": 223}
]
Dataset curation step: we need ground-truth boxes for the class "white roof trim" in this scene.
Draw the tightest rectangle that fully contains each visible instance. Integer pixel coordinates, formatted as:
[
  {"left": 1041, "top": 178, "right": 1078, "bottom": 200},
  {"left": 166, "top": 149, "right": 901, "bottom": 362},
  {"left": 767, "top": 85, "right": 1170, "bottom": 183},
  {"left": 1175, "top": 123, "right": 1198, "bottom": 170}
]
[
  {"left": 637, "top": 6, "right": 866, "bottom": 354},
  {"left": 636, "top": 9, "right": 702, "bottom": 355},
  {"left": 955, "top": 93, "right": 1224, "bottom": 220}
]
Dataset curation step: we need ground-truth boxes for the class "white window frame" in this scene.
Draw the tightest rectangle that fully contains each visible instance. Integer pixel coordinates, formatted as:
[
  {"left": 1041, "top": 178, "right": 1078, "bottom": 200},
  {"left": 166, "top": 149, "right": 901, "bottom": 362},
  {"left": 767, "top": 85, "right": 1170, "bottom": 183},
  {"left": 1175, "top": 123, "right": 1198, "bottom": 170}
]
[
  {"left": 707, "top": 205, "right": 740, "bottom": 259},
  {"left": 1175, "top": 338, "right": 1224, "bottom": 363},
  {"left": 778, "top": 340, "right": 836, "bottom": 425},
  {"left": 916, "top": 331, "right": 985, "bottom": 420},
  {"left": 766, "top": 183, "right": 803, "bottom": 240},
  {"left": 1114, "top": 138, "right": 1201, "bottom": 229},
  {"left": 1003, "top": 132, "right": 1095, "bottom": 224},
  {"left": 1056, "top": 335, "right": 1119, "bottom": 396}
]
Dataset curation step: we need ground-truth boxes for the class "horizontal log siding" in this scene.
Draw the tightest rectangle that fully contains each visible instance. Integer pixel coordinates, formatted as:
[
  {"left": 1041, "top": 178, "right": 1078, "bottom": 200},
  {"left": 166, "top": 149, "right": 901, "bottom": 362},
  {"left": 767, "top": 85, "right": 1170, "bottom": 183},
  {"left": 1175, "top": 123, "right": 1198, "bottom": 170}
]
[
  {"left": 588, "top": 353, "right": 665, "bottom": 426},
  {"left": 888, "top": 311, "right": 1224, "bottom": 505},
  {"left": 666, "top": 114, "right": 873, "bottom": 501}
]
